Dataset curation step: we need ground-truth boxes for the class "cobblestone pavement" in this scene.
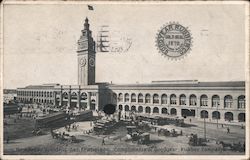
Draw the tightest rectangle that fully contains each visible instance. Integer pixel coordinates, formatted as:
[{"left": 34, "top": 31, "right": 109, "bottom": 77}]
[{"left": 4, "top": 115, "right": 245, "bottom": 155}]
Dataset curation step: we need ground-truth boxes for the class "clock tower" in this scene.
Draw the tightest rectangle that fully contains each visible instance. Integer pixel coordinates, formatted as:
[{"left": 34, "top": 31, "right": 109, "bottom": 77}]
[{"left": 77, "top": 18, "right": 96, "bottom": 86}]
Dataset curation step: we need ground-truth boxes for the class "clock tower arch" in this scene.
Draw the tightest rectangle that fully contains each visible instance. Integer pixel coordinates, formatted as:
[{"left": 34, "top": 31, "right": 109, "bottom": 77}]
[{"left": 77, "top": 18, "right": 96, "bottom": 86}]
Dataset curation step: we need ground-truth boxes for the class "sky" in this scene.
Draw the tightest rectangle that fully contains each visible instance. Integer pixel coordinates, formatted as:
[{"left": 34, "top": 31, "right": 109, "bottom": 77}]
[{"left": 3, "top": 3, "right": 247, "bottom": 89}]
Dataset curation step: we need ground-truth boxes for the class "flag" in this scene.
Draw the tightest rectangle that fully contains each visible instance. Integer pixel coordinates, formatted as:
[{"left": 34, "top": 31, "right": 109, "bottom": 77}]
[{"left": 88, "top": 5, "right": 94, "bottom": 10}]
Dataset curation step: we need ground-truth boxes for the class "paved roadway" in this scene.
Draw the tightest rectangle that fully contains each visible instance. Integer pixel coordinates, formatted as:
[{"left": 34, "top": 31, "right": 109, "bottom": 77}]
[{"left": 4, "top": 115, "right": 245, "bottom": 155}]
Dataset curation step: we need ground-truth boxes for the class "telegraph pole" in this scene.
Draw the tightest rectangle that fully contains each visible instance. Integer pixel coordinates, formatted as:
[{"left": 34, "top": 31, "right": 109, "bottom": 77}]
[
  {"left": 204, "top": 111, "right": 206, "bottom": 141},
  {"left": 216, "top": 104, "right": 219, "bottom": 128}
]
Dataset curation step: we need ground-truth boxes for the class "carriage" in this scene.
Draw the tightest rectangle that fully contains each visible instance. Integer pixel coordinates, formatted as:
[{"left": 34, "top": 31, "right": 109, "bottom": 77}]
[
  {"left": 158, "top": 127, "right": 182, "bottom": 137},
  {"left": 51, "top": 131, "right": 77, "bottom": 142},
  {"left": 219, "top": 141, "right": 245, "bottom": 152},
  {"left": 188, "top": 134, "right": 206, "bottom": 146},
  {"left": 136, "top": 114, "right": 184, "bottom": 127}
]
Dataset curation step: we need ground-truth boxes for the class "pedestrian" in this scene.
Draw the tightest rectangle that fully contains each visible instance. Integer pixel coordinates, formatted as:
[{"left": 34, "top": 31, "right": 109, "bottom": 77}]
[
  {"left": 155, "top": 127, "right": 157, "bottom": 132},
  {"left": 227, "top": 127, "right": 230, "bottom": 134},
  {"left": 241, "top": 124, "right": 244, "bottom": 129},
  {"left": 102, "top": 138, "right": 105, "bottom": 145},
  {"left": 189, "top": 118, "right": 191, "bottom": 123},
  {"left": 221, "top": 124, "right": 224, "bottom": 128}
]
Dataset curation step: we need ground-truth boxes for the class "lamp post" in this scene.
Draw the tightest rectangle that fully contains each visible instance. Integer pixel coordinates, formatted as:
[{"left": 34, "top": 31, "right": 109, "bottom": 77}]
[
  {"left": 203, "top": 110, "right": 206, "bottom": 141},
  {"left": 216, "top": 102, "right": 219, "bottom": 128}
]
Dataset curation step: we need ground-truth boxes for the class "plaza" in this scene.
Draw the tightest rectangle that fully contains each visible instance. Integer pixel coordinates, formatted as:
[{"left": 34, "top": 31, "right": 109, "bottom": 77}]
[{"left": 3, "top": 112, "right": 245, "bottom": 155}]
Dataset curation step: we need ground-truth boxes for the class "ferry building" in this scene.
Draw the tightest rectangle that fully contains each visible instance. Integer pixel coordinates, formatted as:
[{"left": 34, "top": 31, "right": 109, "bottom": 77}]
[{"left": 16, "top": 18, "right": 246, "bottom": 123}]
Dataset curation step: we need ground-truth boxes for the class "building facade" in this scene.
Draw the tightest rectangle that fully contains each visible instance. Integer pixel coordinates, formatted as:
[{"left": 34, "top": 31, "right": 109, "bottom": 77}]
[
  {"left": 3, "top": 89, "right": 17, "bottom": 104},
  {"left": 16, "top": 18, "right": 246, "bottom": 122},
  {"left": 108, "top": 81, "right": 245, "bottom": 122}
]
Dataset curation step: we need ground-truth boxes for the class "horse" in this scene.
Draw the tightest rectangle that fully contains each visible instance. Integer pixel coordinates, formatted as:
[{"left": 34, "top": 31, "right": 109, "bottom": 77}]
[{"left": 219, "top": 141, "right": 232, "bottom": 150}]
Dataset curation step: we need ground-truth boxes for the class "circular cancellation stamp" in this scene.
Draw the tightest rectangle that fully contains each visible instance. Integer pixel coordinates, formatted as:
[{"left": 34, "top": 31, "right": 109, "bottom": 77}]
[{"left": 156, "top": 22, "right": 192, "bottom": 58}]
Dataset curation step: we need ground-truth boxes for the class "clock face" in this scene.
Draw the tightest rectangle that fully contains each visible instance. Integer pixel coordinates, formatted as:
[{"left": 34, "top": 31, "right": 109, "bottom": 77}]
[
  {"left": 80, "top": 58, "right": 86, "bottom": 66},
  {"left": 89, "top": 58, "right": 95, "bottom": 67}
]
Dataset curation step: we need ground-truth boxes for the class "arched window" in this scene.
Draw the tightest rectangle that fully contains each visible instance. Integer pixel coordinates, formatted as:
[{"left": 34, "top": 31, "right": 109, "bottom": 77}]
[
  {"left": 63, "top": 92, "right": 68, "bottom": 99},
  {"left": 138, "top": 93, "right": 143, "bottom": 103},
  {"left": 170, "top": 108, "right": 177, "bottom": 115},
  {"left": 224, "top": 95, "right": 233, "bottom": 108},
  {"left": 200, "top": 95, "right": 208, "bottom": 107},
  {"left": 153, "top": 107, "right": 159, "bottom": 113},
  {"left": 161, "top": 94, "right": 167, "bottom": 104},
  {"left": 179, "top": 94, "right": 186, "bottom": 105},
  {"left": 138, "top": 106, "right": 143, "bottom": 113},
  {"left": 113, "top": 93, "right": 117, "bottom": 101},
  {"left": 145, "top": 107, "right": 151, "bottom": 113},
  {"left": 212, "top": 111, "right": 220, "bottom": 119},
  {"left": 153, "top": 94, "right": 159, "bottom": 104},
  {"left": 131, "top": 106, "right": 136, "bottom": 112},
  {"left": 200, "top": 110, "right": 208, "bottom": 118},
  {"left": 238, "top": 95, "right": 245, "bottom": 109},
  {"left": 238, "top": 113, "right": 245, "bottom": 122},
  {"left": 145, "top": 94, "right": 151, "bottom": 103},
  {"left": 189, "top": 94, "right": 197, "bottom": 106},
  {"left": 124, "top": 93, "right": 129, "bottom": 102},
  {"left": 131, "top": 93, "right": 136, "bottom": 103},
  {"left": 119, "top": 105, "right": 123, "bottom": 111},
  {"left": 71, "top": 92, "right": 77, "bottom": 100},
  {"left": 212, "top": 95, "right": 220, "bottom": 107},
  {"left": 224, "top": 112, "right": 233, "bottom": 121},
  {"left": 162, "top": 108, "right": 168, "bottom": 114},
  {"left": 170, "top": 94, "right": 177, "bottom": 105},
  {"left": 125, "top": 105, "right": 130, "bottom": 111},
  {"left": 80, "top": 92, "right": 87, "bottom": 100},
  {"left": 118, "top": 93, "right": 123, "bottom": 102}
]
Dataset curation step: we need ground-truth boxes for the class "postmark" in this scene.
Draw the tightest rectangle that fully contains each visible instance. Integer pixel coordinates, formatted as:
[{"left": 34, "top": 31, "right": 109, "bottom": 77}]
[
  {"left": 156, "top": 22, "right": 192, "bottom": 58},
  {"left": 97, "top": 26, "right": 132, "bottom": 54}
]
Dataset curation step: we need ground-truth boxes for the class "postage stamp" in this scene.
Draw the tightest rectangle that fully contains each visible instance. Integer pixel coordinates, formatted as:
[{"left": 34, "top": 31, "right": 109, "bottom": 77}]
[{"left": 156, "top": 22, "right": 192, "bottom": 58}]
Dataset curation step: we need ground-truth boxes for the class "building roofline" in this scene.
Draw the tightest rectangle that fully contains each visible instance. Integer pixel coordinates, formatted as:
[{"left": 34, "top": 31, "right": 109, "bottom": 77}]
[{"left": 108, "top": 81, "right": 245, "bottom": 88}]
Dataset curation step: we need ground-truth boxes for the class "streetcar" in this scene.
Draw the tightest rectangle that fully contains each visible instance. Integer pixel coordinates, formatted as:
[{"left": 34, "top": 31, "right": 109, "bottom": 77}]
[
  {"left": 136, "top": 114, "right": 184, "bottom": 126},
  {"left": 35, "top": 111, "right": 70, "bottom": 129}
]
